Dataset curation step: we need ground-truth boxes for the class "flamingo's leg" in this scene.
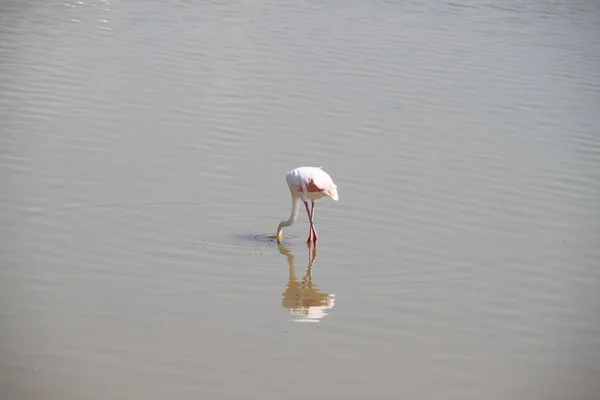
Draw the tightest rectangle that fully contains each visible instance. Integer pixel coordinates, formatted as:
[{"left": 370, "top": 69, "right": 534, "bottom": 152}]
[
  {"left": 304, "top": 201, "right": 313, "bottom": 243},
  {"left": 310, "top": 200, "right": 318, "bottom": 245}
]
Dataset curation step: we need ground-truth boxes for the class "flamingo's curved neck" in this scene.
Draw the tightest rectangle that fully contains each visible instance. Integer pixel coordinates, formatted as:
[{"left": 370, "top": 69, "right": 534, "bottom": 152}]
[{"left": 277, "top": 197, "right": 300, "bottom": 239}]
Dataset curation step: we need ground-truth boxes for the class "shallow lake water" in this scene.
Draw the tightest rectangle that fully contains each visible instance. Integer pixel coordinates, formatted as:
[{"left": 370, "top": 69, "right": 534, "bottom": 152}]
[{"left": 1, "top": 0, "right": 599, "bottom": 399}]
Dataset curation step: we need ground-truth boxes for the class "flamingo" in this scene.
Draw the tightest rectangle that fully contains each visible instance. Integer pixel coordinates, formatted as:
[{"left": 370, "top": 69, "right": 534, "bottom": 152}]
[{"left": 276, "top": 166, "right": 339, "bottom": 245}]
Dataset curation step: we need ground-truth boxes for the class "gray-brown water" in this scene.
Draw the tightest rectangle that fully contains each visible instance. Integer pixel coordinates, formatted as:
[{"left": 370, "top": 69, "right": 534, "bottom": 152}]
[{"left": 1, "top": 0, "right": 599, "bottom": 398}]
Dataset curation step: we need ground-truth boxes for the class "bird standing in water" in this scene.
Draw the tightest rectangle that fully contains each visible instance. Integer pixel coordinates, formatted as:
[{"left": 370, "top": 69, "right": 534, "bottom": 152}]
[{"left": 277, "top": 166, "right": 339, "bottom": 245}]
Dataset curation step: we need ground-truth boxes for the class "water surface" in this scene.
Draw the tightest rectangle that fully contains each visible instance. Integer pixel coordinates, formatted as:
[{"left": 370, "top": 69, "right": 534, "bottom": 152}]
[{"left": 1, "top": 0, "right": 599, "bottom": 399}]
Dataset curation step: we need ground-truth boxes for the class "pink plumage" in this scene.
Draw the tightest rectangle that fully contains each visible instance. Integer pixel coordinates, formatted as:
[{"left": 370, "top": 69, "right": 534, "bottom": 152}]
[{"left": 277, "top": 166, "right": 339, "bottom": 245}]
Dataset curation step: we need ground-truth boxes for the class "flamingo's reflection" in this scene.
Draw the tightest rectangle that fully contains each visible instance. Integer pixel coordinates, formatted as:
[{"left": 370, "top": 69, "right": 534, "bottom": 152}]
[{"left": 278, "top": 243, "right": 335, "bottom": 322}]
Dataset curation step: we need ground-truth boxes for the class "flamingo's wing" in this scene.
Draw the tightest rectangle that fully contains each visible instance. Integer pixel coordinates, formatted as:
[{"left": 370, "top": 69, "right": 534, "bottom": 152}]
[
  {"left": 287, "top": 167, "right": 338, "bottom": 200},
  {"left": 307, "top": 169, "right": 339, "bottom": 200},
  {"left": 306, "top": 180, "right": 323, "bottom": 192}
]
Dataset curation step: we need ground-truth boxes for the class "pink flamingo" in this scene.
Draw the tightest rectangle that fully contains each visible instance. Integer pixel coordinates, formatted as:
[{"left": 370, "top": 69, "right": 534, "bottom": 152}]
[{"left": 277, "top": 167, "right": 339, "bottom": 245}]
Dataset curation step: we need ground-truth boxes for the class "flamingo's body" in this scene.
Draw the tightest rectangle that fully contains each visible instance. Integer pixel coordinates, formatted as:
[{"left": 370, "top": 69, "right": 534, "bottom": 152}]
[{"left": 277, "top": 166, "right": 339, "bottom": 245}]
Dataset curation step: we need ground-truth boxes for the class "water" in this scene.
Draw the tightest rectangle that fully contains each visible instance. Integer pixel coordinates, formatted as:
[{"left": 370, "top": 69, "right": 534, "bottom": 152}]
[{"left": 1, "top": 0, "right": 599, "bottom": 398}]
